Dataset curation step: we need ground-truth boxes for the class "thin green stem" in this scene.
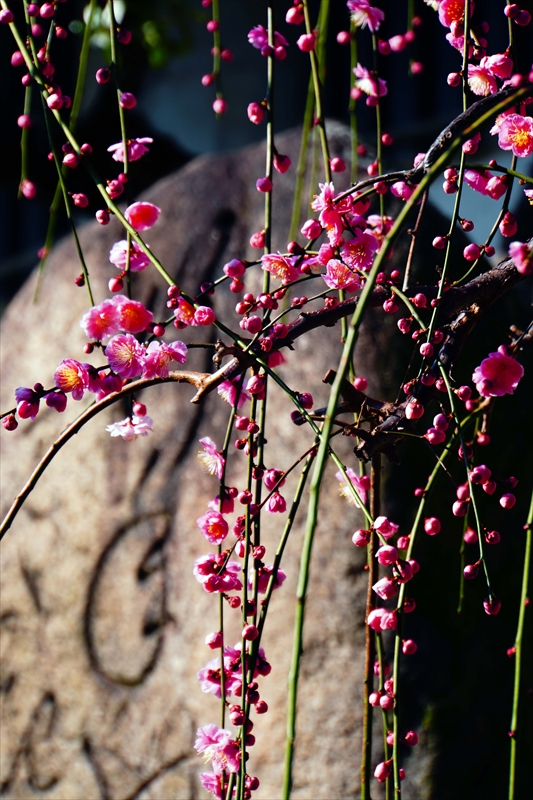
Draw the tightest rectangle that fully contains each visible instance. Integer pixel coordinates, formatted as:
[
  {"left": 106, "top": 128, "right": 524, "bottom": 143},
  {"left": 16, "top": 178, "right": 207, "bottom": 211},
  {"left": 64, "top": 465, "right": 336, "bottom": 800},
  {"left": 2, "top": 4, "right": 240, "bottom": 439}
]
[
  {"left": 508, "top": 489, "right": 533, "bottom": 800},
  {"left": 301, "top": 0, "right": 331, "bottom": 182}
]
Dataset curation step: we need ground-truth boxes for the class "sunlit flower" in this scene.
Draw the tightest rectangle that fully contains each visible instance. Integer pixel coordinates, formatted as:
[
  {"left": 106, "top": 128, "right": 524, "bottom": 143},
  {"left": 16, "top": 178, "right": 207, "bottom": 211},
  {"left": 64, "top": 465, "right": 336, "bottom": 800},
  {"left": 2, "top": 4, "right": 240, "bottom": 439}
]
[
  {"left": 105, "top": 333, "right": 145, "bottom": 379},
  {"left": 198, "top": 437, "right": 225, "bottom": 480},
  {"left": 261, "top": 253, "right": 300, "bottom": 284},
  {"left": 80, "top": 299, "right": 121, "bottom": 341},
  {"left": 497, "top": 114, "right": 533, "bottom": 158},
  {"left": 472, "top": 347, "right": 524, "bottom": 397},
  {"left": 124, "top": 201, "right": 161, "bottom": 232},
  {"left": 467, "top": 64, "right": 497, "bottom": 96},
  {"left": 347, "top": 0, "right": 384, "bottom": 32},
  {"left": 217, "top": 380, "right": 250, "bottom": 408},
  {"left": 341, "top": 229, "right": 379, "bottom": 271},
  {"left": 106, "top": 414, "right": 153, "bottom": 440},
  {"left": 113, "top": 295, "right": 154, "bottom": 334},
  {"left": 109, "top": 240, "right": 151, "bottom": 272},
  {"left": 142, "top": 340, "right": 187, "bottom": 379},
  {"left": 322, "top": 259, "right": 362, "bottom": 292},
  {"left": 54, "top": 359, "right": 89, "bottom": 400},
  {"left": 194, "top": 724, "right": 240, "bottom": 776},
  {"left": 197, "top": 510, "right": 229, "bottom": 545},
  {"left": 336, "top": 467, "right": 369, "bottom": 507},
  {"left": 107, "top": 137, "right": 153, "bottom": 162},
  {"left": 353, "top": 63, "right": 388, "bottom": 97},
  {"left": 173, "top": 297, "right": 196, "bottom": 327}
]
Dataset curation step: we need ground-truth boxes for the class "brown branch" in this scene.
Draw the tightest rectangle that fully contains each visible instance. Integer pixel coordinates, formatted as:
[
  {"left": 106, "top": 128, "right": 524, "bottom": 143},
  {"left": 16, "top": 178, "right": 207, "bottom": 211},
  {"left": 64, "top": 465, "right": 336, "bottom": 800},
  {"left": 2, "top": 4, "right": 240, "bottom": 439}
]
[{"left": 0, "top": 370, "right": 208, "bottom": 539}]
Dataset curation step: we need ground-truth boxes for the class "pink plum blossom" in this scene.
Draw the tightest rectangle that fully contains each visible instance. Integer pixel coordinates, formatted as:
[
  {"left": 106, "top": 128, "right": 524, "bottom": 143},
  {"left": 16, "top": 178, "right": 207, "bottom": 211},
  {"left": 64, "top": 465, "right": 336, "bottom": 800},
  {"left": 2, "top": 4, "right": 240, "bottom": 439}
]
[
  {"left": 373, "top": 515, "right": 399, "bottom": 539},
  {"left": 54, "top": 359, "right": 90, "bottom": 400},
  {"left": 353, "top": 63, "right": 387, "bottom": 97},
  {"left": 472, "top": 347, "right": 524, "bottom": 397},
  {"left": 194, "top": 306, "right": 216, "bottom": 326},
  {"left": 217, "top": 380, "right": 250, "bottom": 408},
  {"left": 467, "top": 64, "right": 497, "bottom": 96},
  {"left": 199, "top": 773, "right": 223, "bottom": 800},
  {"left": 248, "top": 24, "right": 287, "bottom": 50},
  {"left": 497, "top": 114, "right": 533, "bottom": 158},
  {"left": 45, "top": 391, "right": 67, "bottom": 413},
  {"left": 197, "top": 645, "right": 243, "bottom": 698},
  {"left": 484, "top": 53, "right": 513, "bottom": 79},
  {"left": 340, "top": 229, "right": 379, "bottom": 271},
  {"left": 15, "top": 387, "right": 40, "bottom": 420},
  {"left": 509, "top": 241, "right": 533, "bottom": 276},
  {"left": 197, "top": 510, "right": 229, "bottom": 545},
  {"left": 113, "top": 295, "right": 153, "bottom": 333},
  {"left": 373, "top": 576, "right": 398, "bottom": 600},
  {"left": 142, "top": 340, "right": 187, "bottom": 379},
  {"left": 105, "top": 334, "right": 145, "bottom": 379},
  {"left": 438, "top": 0, "right": 473, "bottom": 28},
  {"left": 106, "top": 413, "right": 153, "bottom": 440},
  {"left": 80, "top": 299, "right": 121, "bottom": 341},
  {"left": 322, "top": 259, "right": 362, "bottom": 292},
  {"left": 311, "top": 182, "right": 352, "bottom": 245},
  {"left": 124, "top": 201, "right": 160, "bottom": 231},
  {"left": 254, "top": 564, "right": 287, "bottom": 594},
  {"left": 267, "top": 491, "right": 287, "bottom": 513},
  {"left": 107, "top": 137, "right": 153, "bottom": 162},
  {"left": 347, "top": 0, "right": 384, "bottom": 32},
  {"left": 173, "top": 297, "right": 196, "bottom": 327},
  {"left": 261, "top": 253, "right": 300, "bottom": 284},
  {"left": 198, "top": 437, "right": 225, "bottom": 480},
  {"left": 193, "top": 554, "right": 242, "bottom": 593},
  {"left": 109, "top": 240, "right": 151, "bottom": 271},
  {"left": 336, "top": 467, "right": 369, "bottom": 507},
  {"left": 194, "top": 724, "right": 240, "bottom": 775}
]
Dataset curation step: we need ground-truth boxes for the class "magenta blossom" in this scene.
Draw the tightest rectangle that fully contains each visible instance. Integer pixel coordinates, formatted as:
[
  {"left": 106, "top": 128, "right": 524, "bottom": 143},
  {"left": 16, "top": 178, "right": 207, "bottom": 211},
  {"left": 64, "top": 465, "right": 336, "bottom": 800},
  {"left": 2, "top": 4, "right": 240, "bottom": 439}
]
[
  {"left": 105, "top": 333, "right": 145, "bottom": 379},
  {"left": 197, "top": 510, "right": 229, "bottom": 545},
  {"left": 373, "top": 515, "right": 399, "bottom": 539},
  {"left": 193, "top": 554, "right": 242, "bottom": 593},
  {"left": 199, "top": 773, "right": 223, "bottom": 800},
  {"left": 107, "top": 137, "right": 153, "bottom": 162},
  {"left": 109, "top": 240, "right": 151, "bottom": 272},
  {"left": 247, "top": 24, "right": 288, "bottom": 50},
  {"left": 311, "top": 182, "right": 352, "bottom": 245},
  {"left": 341, "top": 229, "right": 379, "bottom": 271},
  {"left": 253, "top": 564, "right": 287, "bottom": 594},
  {"left": 194, "top": 724, "right": 240, "bottom": 775},
  {"left": 54, "top": 359, "right": 90, "bottom": 400},
  {"left": 173, "top": 297, "right": 195, "bottom": 327},
  {"left": 497, "top": 114, "right": 533, "bottom": 158},
  {"left": 106, "top": 414, "right": 153, "bottom": 440},
  {"left": 142, "top": 340, "right": 187, "bottom": 379},
  {"left": 438, "top": 0, "right": 474, "bottom": 28},
  {"left": 113, "top": 295, "right": 153, "bottom": 334},
  {"left": 124, "top": 201, "right": 160, "bottom": 232},
  {"left": 347, "top": 0, "right": 384, "bottom": 32},
  {"left": 373, "top": 576, "right": 398, "bottom": 600},
  {"left": 261, "top": 252, "right": 300, "bottom": 284},
  {"left": 336, "top": 467, "right": 369, "bottom": 507},
  {"left": 472, "top": 347, "right": 524, "bottom": 397},
  {"left": 198, "top": 437, "right": 225, "bottom": 480},
  {"left": 322, "top": 259, "right": 362, "bottom": 292},
  {"left": 15, "top": 386, "right": 40, "bottom": 420},
  {"left": 197, "top": 646, "right": 243, "bottom": 698},
  {"left": 80, "top": 299, "right": 121, "bottom": 341},
  {"left": 217, "top": 379, "right": 250, "bottom": 408},
  {"left": 467, "top": 64, "right": 497, "bottom": 96},
  {"left": 483, "top": 53, "right": 513, "bottom": 80},
  {"left": 353, "top": 63, "right": 387, "bottom": 97},
  {"left": 509, "top": 241, "right": 533, "bottom": 276}
]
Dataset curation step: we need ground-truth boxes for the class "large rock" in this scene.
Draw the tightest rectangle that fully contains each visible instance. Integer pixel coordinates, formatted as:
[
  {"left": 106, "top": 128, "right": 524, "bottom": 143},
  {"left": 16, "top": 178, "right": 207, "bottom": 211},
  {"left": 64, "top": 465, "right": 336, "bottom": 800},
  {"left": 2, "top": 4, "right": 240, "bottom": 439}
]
[{"left": 3, "top": 124, "right": 524, "bottom": 800}]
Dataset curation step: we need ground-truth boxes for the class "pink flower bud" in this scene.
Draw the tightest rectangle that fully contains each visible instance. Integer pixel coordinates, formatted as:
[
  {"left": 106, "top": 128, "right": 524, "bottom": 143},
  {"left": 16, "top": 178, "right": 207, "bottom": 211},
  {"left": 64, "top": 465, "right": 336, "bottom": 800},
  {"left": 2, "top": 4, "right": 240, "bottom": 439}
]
[
  {"left": 297, "top": 33, "right": 316, "bottom": 51},
  {"left": 380, "top": 694, "right": 394, "bottom": 710},
  {"left": 483, "top": 595, "right": 501, "bottom": 615},
  {"left": 452, "top": 500, "right": 469, "bottom": 517},
  {"left": 205, "top": 631, "right": 223, "bottom": 649},
  {"left": 374, "top": 760, "right": 392, "bottom": 782},
  {"left": 463, "top": 243, "right": 482, "bottom": 261},
  {"left": 499, "top": 211, "right": 518, "bottom": 238},
  {"left": 424, "top": 517, "right": 441, "bottom": 536},
  {"left": 353, "top": 376, "right": 368, "bottom": 392},
  {"left": 376, "top": 545, "right": 398, "bottom": 566},
  {"left": 96, "top": 209, "right": 110, "bottom": 225},
  {"left": 0, "top": 9, "right": 14, "bottom": 22},
  {"left": 404, "top": 730, "right": 419, "bottom": 747},
  {"left": 212, "top": 98, "right": 228, "bottom": 115},
  {"left": 447, "top": 72, "right": 461, "bottom": 86},
  {"left": 119, "top": 92, "right": 137, "bottom": 109},
  {"left": 432, "top": 236, "right": 447, "bottom": 249},
  {"left": 17, "top": 114, "right": 32, "bottom": 128},
  {"left": 72, "top": 193, "right": 88, "bottom": 208},
  {"left": 256, "top": 176, "right": 273, "bottom": 193},
  {"left": 330, "top": 157, "right": 346, "bottom": 172},
  {"left": 286, "top": 6, "right": 304, "bottom": 24},
  {"left": 369, "top": 691, "right": 381, "bottom": 707},
  {"left": 485, "top": 530, "right": 500, "bottom": 545},
  {"left": 352, "top": 529, "right": 371, "bottom": 547},
  {"left": 301, "top": 218, "right": 322, "bottom": 239},
  {"left": 402, "top": 639, "right": 417, "bottom": 655},
  {"left": 500, "top": 493, "right": 516, "bottom": 509},
  {"left": 273, "top": 154, "right": 291, "bottom": 173},
  {"left": 247, "top": 102, "right": 264, "bottom": 124},
  {"left": 40, "top": 3, "right": 55, "bottom": 18},
  {"left": 405, "top": 399, "right": 424, "bottom": 420}
]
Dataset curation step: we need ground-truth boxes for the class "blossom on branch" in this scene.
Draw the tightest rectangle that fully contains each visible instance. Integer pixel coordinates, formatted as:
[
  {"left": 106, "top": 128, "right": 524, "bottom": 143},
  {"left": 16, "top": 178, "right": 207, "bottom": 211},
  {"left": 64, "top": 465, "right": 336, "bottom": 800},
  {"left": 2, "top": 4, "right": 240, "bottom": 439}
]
[
  {"left": 107, "top": 137, "right": 153, "bottom": 162},
  {"left": 496, "top": 114, "right": 533, "bottom": 158},
  {"left": 347, "top": 0, "right": 384, "bottom": 32},
  {"left": 472, "top": 347, "right": 524, "bottom": 397},
  {"left": 106, "top": 414, "right": 153, "bottom": 440}
]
